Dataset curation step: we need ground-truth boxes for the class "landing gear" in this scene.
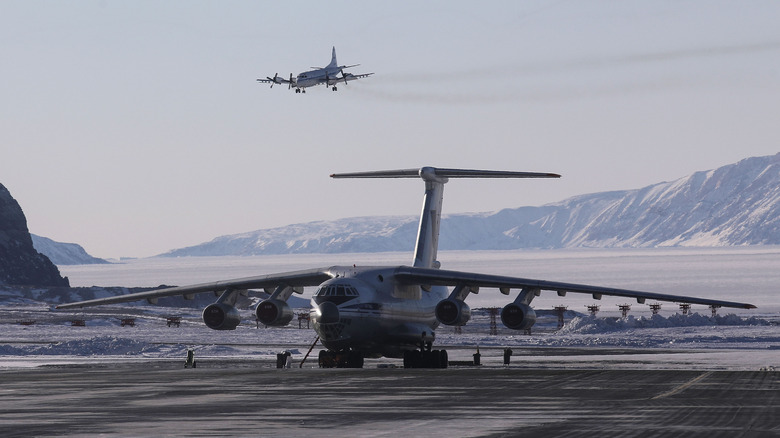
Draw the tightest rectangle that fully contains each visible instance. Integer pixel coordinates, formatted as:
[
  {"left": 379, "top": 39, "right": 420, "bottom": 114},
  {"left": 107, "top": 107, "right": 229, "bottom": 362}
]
[
  {"left": 318, "top": 349, "right": 364, "bottom": 368},
  {"left": 295, "top": 88, "right": 306, "bottom": 94},
  {"left": 331, "top": 86, "right": 338, "bottom": 91},
  {"left": 403, "top": 349, "right": 448, "bottom": 369},
  {"left": 403, "top": 340, "right": 448, "bottom": 369}
]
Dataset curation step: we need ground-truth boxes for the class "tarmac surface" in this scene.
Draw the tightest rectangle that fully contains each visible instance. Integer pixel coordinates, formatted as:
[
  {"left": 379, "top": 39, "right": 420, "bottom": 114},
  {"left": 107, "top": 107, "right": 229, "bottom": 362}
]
[{"left": 1, "top": 349, "right": 778, "bottom": 437}]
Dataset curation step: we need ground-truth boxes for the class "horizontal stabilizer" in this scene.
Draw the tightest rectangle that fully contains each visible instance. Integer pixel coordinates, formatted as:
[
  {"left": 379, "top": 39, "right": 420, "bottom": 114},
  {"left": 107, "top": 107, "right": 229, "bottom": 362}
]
[
  {"left": 331, "top": 166, "right": 560, "bottom": 269},
  {"left": 331, "top": 167, "right": 561, "bottom": 179}
]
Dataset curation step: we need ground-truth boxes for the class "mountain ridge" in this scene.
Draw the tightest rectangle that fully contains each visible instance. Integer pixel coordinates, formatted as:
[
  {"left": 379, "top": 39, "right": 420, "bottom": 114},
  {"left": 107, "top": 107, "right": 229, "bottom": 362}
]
[
  {"left": 161, "top": 153, "right": 780, "bottom": 257},
  {"left": 31, "top": 234, "right": 109, "bottom": 265}
]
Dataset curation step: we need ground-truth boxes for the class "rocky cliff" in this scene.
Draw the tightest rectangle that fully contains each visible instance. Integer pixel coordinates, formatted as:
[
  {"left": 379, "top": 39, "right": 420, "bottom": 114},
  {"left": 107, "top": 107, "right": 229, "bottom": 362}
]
[{"left": 0, "top": 184, "right": 69, "bottom": 286}]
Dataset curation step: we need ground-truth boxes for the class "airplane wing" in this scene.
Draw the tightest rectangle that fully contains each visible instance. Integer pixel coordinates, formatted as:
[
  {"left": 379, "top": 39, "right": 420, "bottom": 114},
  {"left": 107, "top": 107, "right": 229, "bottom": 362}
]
[
  {"left": 55, "top": 268, "right": 334, "bottom": 309},
  {"left": 393, "top": 266, "right": 757, "bottom": 309},
  {"left": 342, "top": 72, "right": 373, "bottom": 80},
  {"left": 256, "top": 73, "right": 296, "bottom": 88}
]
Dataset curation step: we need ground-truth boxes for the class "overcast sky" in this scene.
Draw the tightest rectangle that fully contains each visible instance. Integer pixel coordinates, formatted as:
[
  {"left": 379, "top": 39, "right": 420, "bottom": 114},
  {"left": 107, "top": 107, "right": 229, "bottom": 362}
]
[{"left": 2, "top": 1, "right": 779, "bottom": 259}]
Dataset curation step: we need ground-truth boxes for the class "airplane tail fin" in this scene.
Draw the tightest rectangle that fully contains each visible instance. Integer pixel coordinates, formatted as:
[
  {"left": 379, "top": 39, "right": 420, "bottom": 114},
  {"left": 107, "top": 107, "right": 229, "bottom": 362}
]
[
  {"left": 331, "top": 167, "right": 560, "bottom": 269},
  {"left": 327, "top": 46, "right": 338, "bottom": 68}
]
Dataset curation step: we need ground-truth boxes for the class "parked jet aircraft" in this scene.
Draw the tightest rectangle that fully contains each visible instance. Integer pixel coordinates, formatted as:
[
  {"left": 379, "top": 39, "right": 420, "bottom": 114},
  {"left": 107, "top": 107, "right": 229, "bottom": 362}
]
[
  {"left": 256, "top": 47, "right": 373, "bottom": 93},
  {"left": 58, "top": 167, "right": 756, "bottom": 368}
]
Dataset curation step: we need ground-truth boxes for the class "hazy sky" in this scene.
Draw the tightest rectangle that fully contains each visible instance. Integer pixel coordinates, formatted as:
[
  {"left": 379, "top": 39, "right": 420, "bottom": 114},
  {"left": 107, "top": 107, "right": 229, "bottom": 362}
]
[{"left": 2, "top": 1, "right": 779, "bottom": 259}]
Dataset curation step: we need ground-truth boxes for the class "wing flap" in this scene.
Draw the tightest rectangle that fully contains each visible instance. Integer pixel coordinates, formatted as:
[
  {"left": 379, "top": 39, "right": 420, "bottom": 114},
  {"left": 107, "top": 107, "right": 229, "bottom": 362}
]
[{"left": 394, "top": 266, "right": 756, "bottom": 309}]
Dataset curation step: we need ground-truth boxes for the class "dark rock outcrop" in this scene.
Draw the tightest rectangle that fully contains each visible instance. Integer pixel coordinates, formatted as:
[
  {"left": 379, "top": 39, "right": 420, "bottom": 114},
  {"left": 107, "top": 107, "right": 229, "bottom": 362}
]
[{"left": 0, "top": 184, "right": 69, "bottom": 287}]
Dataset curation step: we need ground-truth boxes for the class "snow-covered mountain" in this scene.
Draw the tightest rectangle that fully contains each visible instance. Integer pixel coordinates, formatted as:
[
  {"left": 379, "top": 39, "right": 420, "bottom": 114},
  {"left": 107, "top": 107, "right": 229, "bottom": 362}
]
[
  {"left": 161, "top": 154, "right": 780, "bottom": 257},
  {"left": 31, "top": 235, "right": 108, "bottom": 265}
]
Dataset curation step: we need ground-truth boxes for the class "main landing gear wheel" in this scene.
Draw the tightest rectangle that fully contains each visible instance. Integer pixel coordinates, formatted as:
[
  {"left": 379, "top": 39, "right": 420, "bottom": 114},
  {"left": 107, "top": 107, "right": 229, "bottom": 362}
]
[
  {"left": 403, "top": 349, "right": 448, "bottom": 369},
  {"left": 332, "top": 86, "right": 338, "bottom": 91},
  {"left": 318, "top": 350, "right": 364, "bottom": 368}
]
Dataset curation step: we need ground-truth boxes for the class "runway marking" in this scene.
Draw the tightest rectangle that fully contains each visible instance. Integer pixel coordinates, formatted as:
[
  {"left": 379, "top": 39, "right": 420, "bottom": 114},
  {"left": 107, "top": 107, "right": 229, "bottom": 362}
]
[{"left": 651, "top": 371, "right": 713, "bottom": 400}]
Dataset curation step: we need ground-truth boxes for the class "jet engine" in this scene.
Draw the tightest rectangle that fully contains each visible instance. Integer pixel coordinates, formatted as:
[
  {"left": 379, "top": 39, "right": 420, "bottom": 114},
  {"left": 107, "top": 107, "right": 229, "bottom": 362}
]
[
  {"left": 500, "top": 303, "right": 537, "bottom": 331},
  {"left": 202, "top": 303, "right": 241, "bottom": 330},
  {"left": 435, "top": 299, "right": 471, "bottom": 326},
  {"left": 255, "top": 299, "right": 293, "bottom": 327}
]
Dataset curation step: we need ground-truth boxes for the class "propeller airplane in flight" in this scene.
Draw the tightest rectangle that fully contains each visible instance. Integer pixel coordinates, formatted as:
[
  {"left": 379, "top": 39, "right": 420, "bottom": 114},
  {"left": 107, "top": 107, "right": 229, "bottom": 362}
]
[{"left": 257, "top": 47, "right": 373, "bottom": 93}]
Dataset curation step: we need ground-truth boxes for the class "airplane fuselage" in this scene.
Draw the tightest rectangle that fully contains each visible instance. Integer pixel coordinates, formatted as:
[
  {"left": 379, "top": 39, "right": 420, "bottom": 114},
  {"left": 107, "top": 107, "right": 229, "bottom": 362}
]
[
  {"left": 296, "top": 66, "right": 345, "bottom": 88},
  {"left": 309, "top": 266, "right": 445, "bottom": 358}
]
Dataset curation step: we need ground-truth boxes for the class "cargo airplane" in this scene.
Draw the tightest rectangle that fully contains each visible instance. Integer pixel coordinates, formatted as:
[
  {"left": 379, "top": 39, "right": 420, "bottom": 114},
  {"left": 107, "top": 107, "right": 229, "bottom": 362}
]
[
  {"left": 58, "top": 167, "right": 756, "bottom": 368},
  {"left": 256, "top": 47, "right": 372, "bottom": 93}
]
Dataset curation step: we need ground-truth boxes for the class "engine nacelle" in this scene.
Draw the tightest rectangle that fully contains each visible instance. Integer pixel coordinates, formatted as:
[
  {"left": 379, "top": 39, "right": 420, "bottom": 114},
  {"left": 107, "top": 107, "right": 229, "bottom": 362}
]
[
  {"left": 435, "top": 299, "right": 471, "bottom": 326},
  {"left": 202, "top": 302, "right": 241, "bottom": 330},
  {"left": 500, "top": 303, "right": 537, "bottom": 331},
  {"left": 255, "top": 299, "right": 293, "bottom": 327}
]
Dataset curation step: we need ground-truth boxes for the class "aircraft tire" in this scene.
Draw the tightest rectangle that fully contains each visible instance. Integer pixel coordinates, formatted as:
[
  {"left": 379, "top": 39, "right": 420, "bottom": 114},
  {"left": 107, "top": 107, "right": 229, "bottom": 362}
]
[
  {"left": 404, "top": 350, "right": 421, "bottom": 368},
  {"left": 428, "top": 350, "right": 441, "bottom": 369},
  {"left": 347, "top": 351, "right": 364, "bottom": 368},
  {"left": 318, "top": 350, "right": 329, "bottom": 368}
]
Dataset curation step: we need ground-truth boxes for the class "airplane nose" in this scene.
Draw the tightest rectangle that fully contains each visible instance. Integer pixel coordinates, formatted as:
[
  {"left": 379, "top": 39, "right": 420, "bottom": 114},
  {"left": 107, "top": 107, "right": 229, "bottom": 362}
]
[{"left": 316, "top": 301, "right": 340, "bottom": 324}]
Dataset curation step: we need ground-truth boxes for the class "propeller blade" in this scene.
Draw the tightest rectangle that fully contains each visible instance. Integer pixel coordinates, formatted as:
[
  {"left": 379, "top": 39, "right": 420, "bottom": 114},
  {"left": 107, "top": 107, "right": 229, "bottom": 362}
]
[
  {"left": 341, "top": 68, "right": 348, "bottom": 85},
  {"left": 268, "top": 73, "right": 278, "bottom": 88},
  {"left": 288, "top": 73, "right": 293, "bottom": 89}
]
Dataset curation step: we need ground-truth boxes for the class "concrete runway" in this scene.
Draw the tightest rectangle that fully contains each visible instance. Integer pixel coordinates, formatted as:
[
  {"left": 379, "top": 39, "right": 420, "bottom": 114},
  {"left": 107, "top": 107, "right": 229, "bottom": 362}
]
[{"left": 1, "top": 353, "right": 778, "bottom": 438}]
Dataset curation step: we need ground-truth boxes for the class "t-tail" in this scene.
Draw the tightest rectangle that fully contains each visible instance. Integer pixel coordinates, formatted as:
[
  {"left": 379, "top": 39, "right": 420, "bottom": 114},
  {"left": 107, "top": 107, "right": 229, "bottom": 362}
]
[{"left": 330, "top": 167, "right": 560, "bottom": 268}]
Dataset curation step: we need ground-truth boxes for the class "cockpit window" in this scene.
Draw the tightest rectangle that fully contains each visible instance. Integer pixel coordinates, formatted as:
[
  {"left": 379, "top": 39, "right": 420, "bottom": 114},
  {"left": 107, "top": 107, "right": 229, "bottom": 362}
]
[{"left": 316, "top": 285, "right": 359, "bottom": 297}]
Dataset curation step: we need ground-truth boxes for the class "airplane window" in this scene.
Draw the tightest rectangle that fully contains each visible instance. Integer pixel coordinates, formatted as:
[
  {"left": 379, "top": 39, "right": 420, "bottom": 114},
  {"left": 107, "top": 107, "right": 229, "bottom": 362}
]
[{"left": 316, "top": 284, "right": 359, "bottom": 298}]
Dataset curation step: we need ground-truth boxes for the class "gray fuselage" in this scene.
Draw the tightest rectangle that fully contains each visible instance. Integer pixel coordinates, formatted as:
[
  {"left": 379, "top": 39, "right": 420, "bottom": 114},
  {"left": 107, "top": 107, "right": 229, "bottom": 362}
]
[{"left": 309, "top": 266, "right": 446, "bottom": 358}]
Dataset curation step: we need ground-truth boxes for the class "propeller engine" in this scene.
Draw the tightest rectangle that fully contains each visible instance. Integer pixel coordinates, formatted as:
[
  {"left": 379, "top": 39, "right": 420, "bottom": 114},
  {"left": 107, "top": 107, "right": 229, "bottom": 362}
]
[
  {"left": 202, "top": 303, "right": 241, "bottom": 330},
  {"left": 255, "top": 299, "right": 293, "bottom": 327},
  {"left": 435, "top": 299, "right": 472, "bottom": 326},
  {"left": 500, "top": 303, "right": 537, "bottom": 331},
  {"left": 266, "top": 73, "right": 279, "bottom": 88}
]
